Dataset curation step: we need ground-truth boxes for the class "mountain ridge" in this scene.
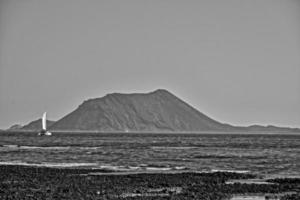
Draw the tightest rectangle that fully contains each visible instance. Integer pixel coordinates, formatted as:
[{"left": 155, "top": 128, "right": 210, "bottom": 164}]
[
  {"left": 22, "top": 119, "right": 56, "bottom": 131},
  {"left": 4, "top": 89, "right": 299, "bottom": 133},
  {"left": 6, "top": 119, "right": 56, "bottom": 131}
]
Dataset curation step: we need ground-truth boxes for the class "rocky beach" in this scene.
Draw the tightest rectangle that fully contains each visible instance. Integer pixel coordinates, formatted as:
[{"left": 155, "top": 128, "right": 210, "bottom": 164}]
[{"left": 0, "top": 165, "right": 299, "bottom": 200}]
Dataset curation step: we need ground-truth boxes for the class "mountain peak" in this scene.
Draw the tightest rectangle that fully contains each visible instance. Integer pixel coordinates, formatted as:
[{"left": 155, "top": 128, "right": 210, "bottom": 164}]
[
  {"left": 104, "top": 89, "right": 171, "bottom": 96},
  {"left": 83, "top": 89, "right": 173, "bottom": 103},
  {"left": 152, "top": 89, "right": 171, "bottom": 94}
]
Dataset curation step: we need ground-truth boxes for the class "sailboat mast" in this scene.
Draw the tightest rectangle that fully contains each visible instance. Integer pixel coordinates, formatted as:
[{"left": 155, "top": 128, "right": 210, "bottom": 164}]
[{"left": 42, "top": 112, "right": 47, "bottom": 130}]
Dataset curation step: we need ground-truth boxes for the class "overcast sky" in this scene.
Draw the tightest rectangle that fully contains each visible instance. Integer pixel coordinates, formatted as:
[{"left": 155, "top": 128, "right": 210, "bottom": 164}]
[{"left": 0, "top": 0, "right": 299, "bottom": 129}]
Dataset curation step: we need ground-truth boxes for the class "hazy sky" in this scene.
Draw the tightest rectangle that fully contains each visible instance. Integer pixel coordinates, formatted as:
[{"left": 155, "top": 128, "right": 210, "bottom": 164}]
[{"left": 0, "top": 0, "right": 299, "bottom": 129}]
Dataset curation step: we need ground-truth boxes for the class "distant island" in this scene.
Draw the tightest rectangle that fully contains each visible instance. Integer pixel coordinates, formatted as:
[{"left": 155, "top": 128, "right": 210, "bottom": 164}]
[{"left": 6, "top": 89, "right": 300, "bottom": 133}]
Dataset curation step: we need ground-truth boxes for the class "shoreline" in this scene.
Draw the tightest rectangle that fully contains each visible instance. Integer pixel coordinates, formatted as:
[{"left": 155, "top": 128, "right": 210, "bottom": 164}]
[
  {"left": 0, "top": 162, "right": 254, "bottom": 177},
  {"left": 0, "top": 165, "right": 299, "bottom": 199},
  {"left": 1, "top": 163, "right": 298, "bottom": 179}
]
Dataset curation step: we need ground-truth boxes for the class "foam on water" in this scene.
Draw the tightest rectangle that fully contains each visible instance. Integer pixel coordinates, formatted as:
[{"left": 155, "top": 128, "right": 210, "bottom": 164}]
[
  {"left": 151, "top": 146, "right": 198, "bottom": 150},
  {"left": 1, "top": 145, "right": 70, "bottom": 150},
  {"left": 0, "top": 161, "right": 98, "bottom": 168},
  {"left": 1, "top": 145, "right": 103, "bottom": 150},
  {"left": 97, "top": 164, "right": 187, "bottom": 172},
  {"left": 0, "top": 160, "right": 188, "bottom": 173},
  {"left": 19, "top": 146, "right": 71, "bottom": 150},
  {"left": 145, "top": 167, "right": 172, "bottom": 171},
  {"left": 211, "top": 169, "right": 250, "bottom": 173},
  {"left": 2, "top": 145, "right": 19, "bottom": 148},
  {"left": 98, "top": 165, "right": 131, "bottom": 171},
  {"left": 230, "top": 195, "right": 265, "bottom": 200},
  {"left": 226, "top": 179, "right": 274, "bottom": 185},
  {"left": 174, "top": 166, "right": 188, "bottom": 170}
]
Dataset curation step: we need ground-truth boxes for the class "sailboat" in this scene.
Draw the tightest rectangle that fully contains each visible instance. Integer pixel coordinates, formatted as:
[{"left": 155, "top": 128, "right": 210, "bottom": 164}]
[{"left": 38, "top": 112, "right": 52, "bottom": 136}]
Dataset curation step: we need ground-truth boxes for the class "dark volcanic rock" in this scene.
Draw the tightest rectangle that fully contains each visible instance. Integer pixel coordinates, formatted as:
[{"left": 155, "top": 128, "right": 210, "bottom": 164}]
[
  {"left": 0, "top": 165, "right": 298, "bottom": 200},
  {"left": 50, "top": 89, "right": 231, "bottom": 132},
  {"left": 22, "top": 119, "right": 55, "bottom": 131}
]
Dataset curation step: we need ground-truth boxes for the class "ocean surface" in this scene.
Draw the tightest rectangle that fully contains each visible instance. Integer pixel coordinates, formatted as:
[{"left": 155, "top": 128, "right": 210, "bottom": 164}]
[{"left": 0, "top": 132, "right": 299, "bottom": 178}]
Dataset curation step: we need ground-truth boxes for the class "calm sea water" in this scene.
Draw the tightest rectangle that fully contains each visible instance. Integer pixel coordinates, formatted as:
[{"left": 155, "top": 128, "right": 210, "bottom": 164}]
[{"left": 0, "top": 132, "right": 299, "bottom": 177}]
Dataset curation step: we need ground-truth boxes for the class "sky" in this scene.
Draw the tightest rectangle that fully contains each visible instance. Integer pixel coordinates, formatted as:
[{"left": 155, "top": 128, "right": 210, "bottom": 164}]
[{"left": 0, "top": 0, "right": 299, "bottom": 129}]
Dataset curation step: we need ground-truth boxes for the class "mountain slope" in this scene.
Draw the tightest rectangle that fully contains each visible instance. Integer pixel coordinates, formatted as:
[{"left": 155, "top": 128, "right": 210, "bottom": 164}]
[
  {"left": 7, "top": 124, "right": 23, "bottom": 131},
  {"left": 50, "top": 89, "right": 232, "bottom": 131},
  {"left": 22, "top": 119, "right": 56, "bottom": 131}
]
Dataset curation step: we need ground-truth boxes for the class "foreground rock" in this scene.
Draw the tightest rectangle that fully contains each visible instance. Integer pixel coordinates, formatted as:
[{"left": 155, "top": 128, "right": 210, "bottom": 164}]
[{"left": 0, "top": 165, "right": 299, "bottom": 200}]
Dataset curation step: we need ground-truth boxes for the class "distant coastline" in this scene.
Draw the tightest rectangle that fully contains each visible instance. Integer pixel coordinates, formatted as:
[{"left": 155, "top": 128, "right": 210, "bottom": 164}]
[
  {"left": 1, "top": 130, "right": 300, "bottom": 135},
  {"left": 5, "top": 89, "right": 300, "bottom": 133}
]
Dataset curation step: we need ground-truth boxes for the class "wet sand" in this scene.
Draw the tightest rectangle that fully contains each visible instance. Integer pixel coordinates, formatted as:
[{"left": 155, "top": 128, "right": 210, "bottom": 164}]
[{"left": 0, "top": 165, "right": 299, "bottom": 200}]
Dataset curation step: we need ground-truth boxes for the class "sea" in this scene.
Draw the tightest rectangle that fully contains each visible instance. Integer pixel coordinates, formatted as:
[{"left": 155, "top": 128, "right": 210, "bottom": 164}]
[{"left": 0, "top": 132, "right": 299, "bottom": 178}]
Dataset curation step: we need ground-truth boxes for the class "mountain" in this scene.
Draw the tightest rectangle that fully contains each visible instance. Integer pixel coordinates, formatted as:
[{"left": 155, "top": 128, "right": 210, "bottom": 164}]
[
  {"left": 6, "top": 89, "right": 299, "bottom": 133},
  {"left": 50, "top": 89, "right": 234, "bottom": 132},
  {"left": 22, "top": 119, "right": 56, "bottom": 131},
  {"left": 50, "top": 89, "right": 300, "bottom": 133}
]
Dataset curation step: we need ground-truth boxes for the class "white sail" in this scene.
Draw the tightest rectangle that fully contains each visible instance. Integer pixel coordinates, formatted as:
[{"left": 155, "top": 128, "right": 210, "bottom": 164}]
[
  {"left": 42, "top": 112, "right": 47, "bottom": 130},
  {"left": 38, "top": 112, "right": 52, "bottom": 136}
]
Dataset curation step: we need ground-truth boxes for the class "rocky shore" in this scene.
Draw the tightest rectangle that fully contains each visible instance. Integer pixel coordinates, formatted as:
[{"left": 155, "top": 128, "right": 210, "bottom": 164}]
[{"left": 0, "top": 165, "right": 299, "bottom": 199}]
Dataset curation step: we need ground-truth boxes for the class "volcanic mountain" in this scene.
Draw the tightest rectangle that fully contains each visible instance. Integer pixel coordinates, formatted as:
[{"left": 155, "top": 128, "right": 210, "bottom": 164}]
[
  {"left": 49, "top": 89, "right": 299, "bottom": 133},
  {"left": 50, "top": 89, "right": 233, "bottom": 132}
]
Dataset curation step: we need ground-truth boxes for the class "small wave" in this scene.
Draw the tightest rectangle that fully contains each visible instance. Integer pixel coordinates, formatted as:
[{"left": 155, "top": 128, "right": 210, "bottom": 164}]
[
  {"left": 151, "top": 146, "right": 198, "bottom": 150},
  {"left": 78, "top": 147, "right": 101, "bottom": 150},
  {"left": 96, "top": 164, "right": 188, "bottom": 172},
  {"left": 174, "top": 166, "right": 188, "bottom": 170},
  {"left": 2, "top": 145, "right": 19, "bottom": 148},
  {"left": 138, "top": 164, "right": 188, "bottom": 171},
  {"left": 0, "top": 161, "right": 98, "bottom": 168},
  {"left": 128, "top": 166, "right": 140, "bottom": 170},
  {"left": 98, "top": 165, "right": 132, "bottom": 171},
  {"left": 145, "top": 167, "right": 172, "bottom": 171},
  {"left": 19, "top": 146, "right": 71, "bottom": 150},
  {"left": 1, "top": 145, "right": 71, "bottom": 150},
  {"left": 193, "top": 155, "right": 232, "bottom": 159},
  {"left": 42, "top": 162, "right": 98, "bottom": 168},
  {"left": 1, "top": 145, "right": 103, "bottom": 150},
  {"left": 211, "top": 169, "right": 250, "bottom": 173},
  {"left": 226, "top": 179, "right": 274, "bottom": 185},
  {"left": 0, "top": 162, "right": 187, "bottom": 172},
  {"left": 230, "top": 195, "right": 265, "bottom": 200}
]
